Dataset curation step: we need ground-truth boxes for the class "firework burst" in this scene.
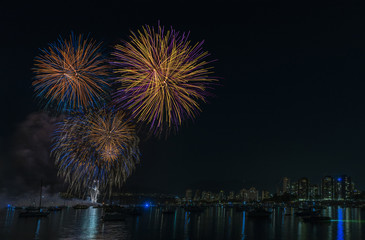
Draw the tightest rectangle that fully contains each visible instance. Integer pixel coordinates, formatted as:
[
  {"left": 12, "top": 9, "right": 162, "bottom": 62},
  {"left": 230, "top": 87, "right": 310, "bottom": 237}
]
[
  {"left": 33, "top": 34, "right": 109, "bottom": 112},
  {"left": 52, "top": 110, "right": 140, "bottom": 195},
  {"left": 111, "top": 25, "right": 216, "bottom": 135}
]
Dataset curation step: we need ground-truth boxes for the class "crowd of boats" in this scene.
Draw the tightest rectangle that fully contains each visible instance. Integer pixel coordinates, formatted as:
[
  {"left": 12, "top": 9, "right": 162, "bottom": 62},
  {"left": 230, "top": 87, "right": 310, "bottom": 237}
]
[{"left": 5, "top": 202, "right": 335, "bottom": 223}]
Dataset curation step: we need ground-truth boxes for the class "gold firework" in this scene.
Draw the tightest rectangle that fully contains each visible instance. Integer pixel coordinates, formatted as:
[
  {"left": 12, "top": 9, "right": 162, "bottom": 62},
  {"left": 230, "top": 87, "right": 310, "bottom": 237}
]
[{"left": 112, "top": 25, "right": 216, "bottom": 135}]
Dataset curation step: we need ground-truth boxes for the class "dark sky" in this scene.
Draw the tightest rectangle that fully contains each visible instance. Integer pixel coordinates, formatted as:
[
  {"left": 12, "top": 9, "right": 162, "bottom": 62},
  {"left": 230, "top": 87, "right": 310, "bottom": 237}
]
[{"left": 2, "top": 1, "right": 365, "bottom": 195}]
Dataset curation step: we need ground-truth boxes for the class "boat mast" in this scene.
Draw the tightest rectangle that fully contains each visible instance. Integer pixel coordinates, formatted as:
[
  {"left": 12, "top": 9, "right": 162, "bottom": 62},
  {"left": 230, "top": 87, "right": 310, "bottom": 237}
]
[{"left": 39, "top": 179, "right": 43, "bottom": 210}]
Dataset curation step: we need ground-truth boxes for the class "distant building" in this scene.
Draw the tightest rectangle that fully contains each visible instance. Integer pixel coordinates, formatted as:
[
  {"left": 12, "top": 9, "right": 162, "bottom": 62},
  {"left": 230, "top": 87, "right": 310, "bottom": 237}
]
[
  {"left": 228, "top": 191, "right": 235, "bottom": 201},
  {"left": 321, "top": 176, "right": 334, "bottom": 200},
  {"left": 193, "top": 189, "right": 201, "bottom": 201},
  {"left": 262, "top": 190, "right": 270, "bottom": 200},
  {"left": 205, "top": 191, "right": 213, "bottom": 201},
  {"left": 247, "top": 187, "right": 258, "bottom": 202},
  {"left": 309, "top": 184, "right": 319, "bottom": 199},
  {"left": 218, "top": 190, "right": 225, "bottom": 202},
  {"left": 235, "top": 192, "right": 242, "bottom": 200},
  {"left": 240, "top": 189, "right": 248, "bottom": 201},
  {"left": 334, "top": 175, "right": 352, "bottom": 200},
  {"left": 282, "top": 177, "right": 290, "bottom": 195},
  {"left": 298, "top": 178, "right": 309, "bottom": 201},
  {"left": 290, "top": 181, "right": 298, "bottom": 196},
  {"left": 238, "top": 188, "right": 258, "bottom": 202},
  {"left": 212, "top": 192, "right": 219, "bottom": 201},
  {"left": 201, "top": 191, "right": 208, "bottom": 201},
  {"left": 185, "top": 189, "right": 193, "bottom": 201},
  {"left": 353, "top": 188, "right": 361, "bottom": 198}
]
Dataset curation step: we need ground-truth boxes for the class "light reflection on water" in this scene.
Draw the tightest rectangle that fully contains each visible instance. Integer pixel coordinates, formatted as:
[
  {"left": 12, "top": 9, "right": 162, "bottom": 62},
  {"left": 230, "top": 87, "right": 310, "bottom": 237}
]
[
  {"left": 1, "top": 206, "right": 365, "bottom": 240},
  {"left": 82, "top": 208, "right": 98, "bottom": 239},
  {"left": 34, "top": 219, "right": 41, "bottom": 240},
  {"left": 241, "top": 211, "right": 246, "bottom": 240},
  {"left": 337, "top": 208, "right": 344, "bottom": 240}
]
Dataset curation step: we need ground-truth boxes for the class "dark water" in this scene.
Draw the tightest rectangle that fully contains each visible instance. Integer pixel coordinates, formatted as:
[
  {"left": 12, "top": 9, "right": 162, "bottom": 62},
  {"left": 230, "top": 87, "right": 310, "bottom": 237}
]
[{"left": 0, "top": 206, "right": 364, "bottom": 240}]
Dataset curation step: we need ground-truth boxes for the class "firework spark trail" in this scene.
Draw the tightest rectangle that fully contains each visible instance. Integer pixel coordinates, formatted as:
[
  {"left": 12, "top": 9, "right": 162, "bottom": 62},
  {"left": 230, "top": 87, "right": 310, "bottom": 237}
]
[
  {"left": 52, "top": 110, "right": 140, "bottom": 195},
  {"left": 112, "top": 25, "right": 216, "bottom": 135},
  {"left": 33, "top": 34, "right": 110, "bottom": 112}
]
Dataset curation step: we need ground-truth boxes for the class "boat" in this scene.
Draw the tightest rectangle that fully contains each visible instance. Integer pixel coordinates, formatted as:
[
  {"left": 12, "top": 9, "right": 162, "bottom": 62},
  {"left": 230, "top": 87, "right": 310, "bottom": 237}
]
[
  {"left": 224, "top": 204, "right": 235, "bottom": 208},
  {"left": 127, "top": 207, "right": 143, "bottom": 216},
  {"left": 25, "top": 206, "right": 40, "bottom": 211},
  {"left": 104, "top": 205, "right": 125, "bottom": 212},
  {"left": 19, "top": 180, "right": 49, "bottom": 218},
  {"left": 73, "top": 204, "right": 89, "bottom": 209},
  {"left": 19, "top": 210, "right": 49, "bottom": 218},
  {"left": 235, "top": 205, "right": 251, "bottom": 212},
  {"left": 48, "top": 206, "right": 62, "bottom": 211},
  {"left": 247, "top": 208, "right": 272, "bottom": 218},
  {"left": 162, "top": 207, "right": 176, "bottom": 214},
  {"left": 314, "top": 205, "right": 327, "bottom": 210},
  {"left": 302, "top": 215, "right": 331, "bottom": 223},
  {"left": 295, "top": 209, "right": 320, "bottom": 217},
  {"left": 101, "top": 212, "right": 126, "bottom": 221},
  {"left": 184, "top": 205, "right": 205, "bottom": 213}
]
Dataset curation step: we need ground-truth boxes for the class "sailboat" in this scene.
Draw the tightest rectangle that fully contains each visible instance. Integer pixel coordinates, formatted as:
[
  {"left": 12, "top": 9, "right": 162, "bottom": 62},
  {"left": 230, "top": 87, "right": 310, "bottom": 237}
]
[{"left": 19, "top": 180, "right": 50, "bottom": 218}]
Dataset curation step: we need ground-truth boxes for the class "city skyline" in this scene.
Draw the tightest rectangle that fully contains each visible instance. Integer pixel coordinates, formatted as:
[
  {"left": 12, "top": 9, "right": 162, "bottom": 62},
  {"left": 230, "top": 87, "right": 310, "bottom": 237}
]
[{"left": 179, "top": 174, "right": 360, "bottom": 201}]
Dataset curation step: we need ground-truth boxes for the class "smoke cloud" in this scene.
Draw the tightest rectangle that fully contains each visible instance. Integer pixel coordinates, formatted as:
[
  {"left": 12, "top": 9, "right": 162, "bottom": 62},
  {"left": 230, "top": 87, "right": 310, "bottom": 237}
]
[{"left": 4, "top": 112, "right": 65, "bottom": 195}]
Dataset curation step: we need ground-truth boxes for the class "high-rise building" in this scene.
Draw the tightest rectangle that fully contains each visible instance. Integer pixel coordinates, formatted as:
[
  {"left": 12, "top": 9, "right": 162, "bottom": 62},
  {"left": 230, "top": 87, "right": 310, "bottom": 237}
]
[
  {"left": 309, "top": 184, "right": 319, "bottom": 199},
  {"left": 193, "top": 189, "right": 201, "bottom": 201},
  {"left": 206, "top": 191, "right": 212, "bottom": 201},
  {"left": 321, "top": 176, "right": 334, "bottom": 200},
  {"left": 228, "top": 191, "right": 235, "bottom": 201},
  {"left": 262, "top": 190, "right": 270, "bottom": 200},
  {"left": 282, "top": 177, "right": 290, "bottom": 195},
  {"left": 218, "top": 190, "right": 225, "bottom": 202},
  {"left": 334, "top": 175, "right": 352, "bottom": 200},
  {"left": 185, "top": 189, "right": 193, "bottom": 201},
  {"left": 201, "top": 191, "right": 208, "bottom": 201},
  {"left": 247, "top": 187, "right": 258, "bottom": 202},
  {"left": 290, "top": 181, "right": 298, "bottom": 195},
  {"left": 343, "top": 176, "right": 353, "bottom": 200},
  {"left": 240, "top": 189, "right": 248, "bottom": 201},
  {"left": 353, "top": 188, "right": 361, "bottom": 198},
  {"left": 298, "top": 178, "right": 309, "bottom": 200}
]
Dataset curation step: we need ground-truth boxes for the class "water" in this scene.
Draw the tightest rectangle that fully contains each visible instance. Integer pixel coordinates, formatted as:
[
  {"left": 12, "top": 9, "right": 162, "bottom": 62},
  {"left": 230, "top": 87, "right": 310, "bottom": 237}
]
[{"left": 0, "top": 206, "right": 364, "bottom": 240}]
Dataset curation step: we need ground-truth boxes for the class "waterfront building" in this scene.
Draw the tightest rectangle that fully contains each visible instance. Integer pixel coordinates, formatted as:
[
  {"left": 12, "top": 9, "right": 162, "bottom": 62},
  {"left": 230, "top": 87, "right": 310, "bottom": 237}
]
[
  {"left": 262, "top": 190, "right": 270, "bottom": 200},
  {"left": 193, "top": 189, "right": 201, "bottom": 201},
  {"left": 298, "top": 178, "right": 309, "bottom": 201},
  {"left": 282, "top": 177, "right": 290, "bottom": 195},
  {"left": 290, "top": 181, "right": 298, "bottom": 195},
  {"left": 185, "top": 189, "right": 193, "bottom": 201},
  {"left": 334, "top": 175, "right": 352, "bottom": 200},
  {"left": 321, "top": 176, "right": 334, "bottom": 200},
  {"left": 201, "top": 191, "right": 208, "bottom": 201},
  {"left": 240, "top": 189, "right": 248, "bottom": 201},
  {"left": 228, "top": 191, "right": 235, "bottom": 201},
  {"left": 309, "top": 184, "right": 319, "bottom": 199},
  {"left": 247, "top": 187, "right": 259, "bottom": 202},
  {"left": 218, "top": 190, "right": 225, "bottom": 202}
]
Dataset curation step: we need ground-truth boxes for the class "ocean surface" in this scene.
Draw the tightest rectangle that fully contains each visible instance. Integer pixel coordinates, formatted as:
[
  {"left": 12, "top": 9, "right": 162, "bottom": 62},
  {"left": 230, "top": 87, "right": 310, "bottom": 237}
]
[{"left": 0, "top": 206, "right": 364, "bottom": 240}]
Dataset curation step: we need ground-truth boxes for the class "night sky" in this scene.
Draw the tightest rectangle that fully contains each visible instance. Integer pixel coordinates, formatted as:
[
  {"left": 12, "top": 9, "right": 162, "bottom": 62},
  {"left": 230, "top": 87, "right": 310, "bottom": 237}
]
[{"left": 2, "top": 1, "right": 365, "bottom": 195}]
